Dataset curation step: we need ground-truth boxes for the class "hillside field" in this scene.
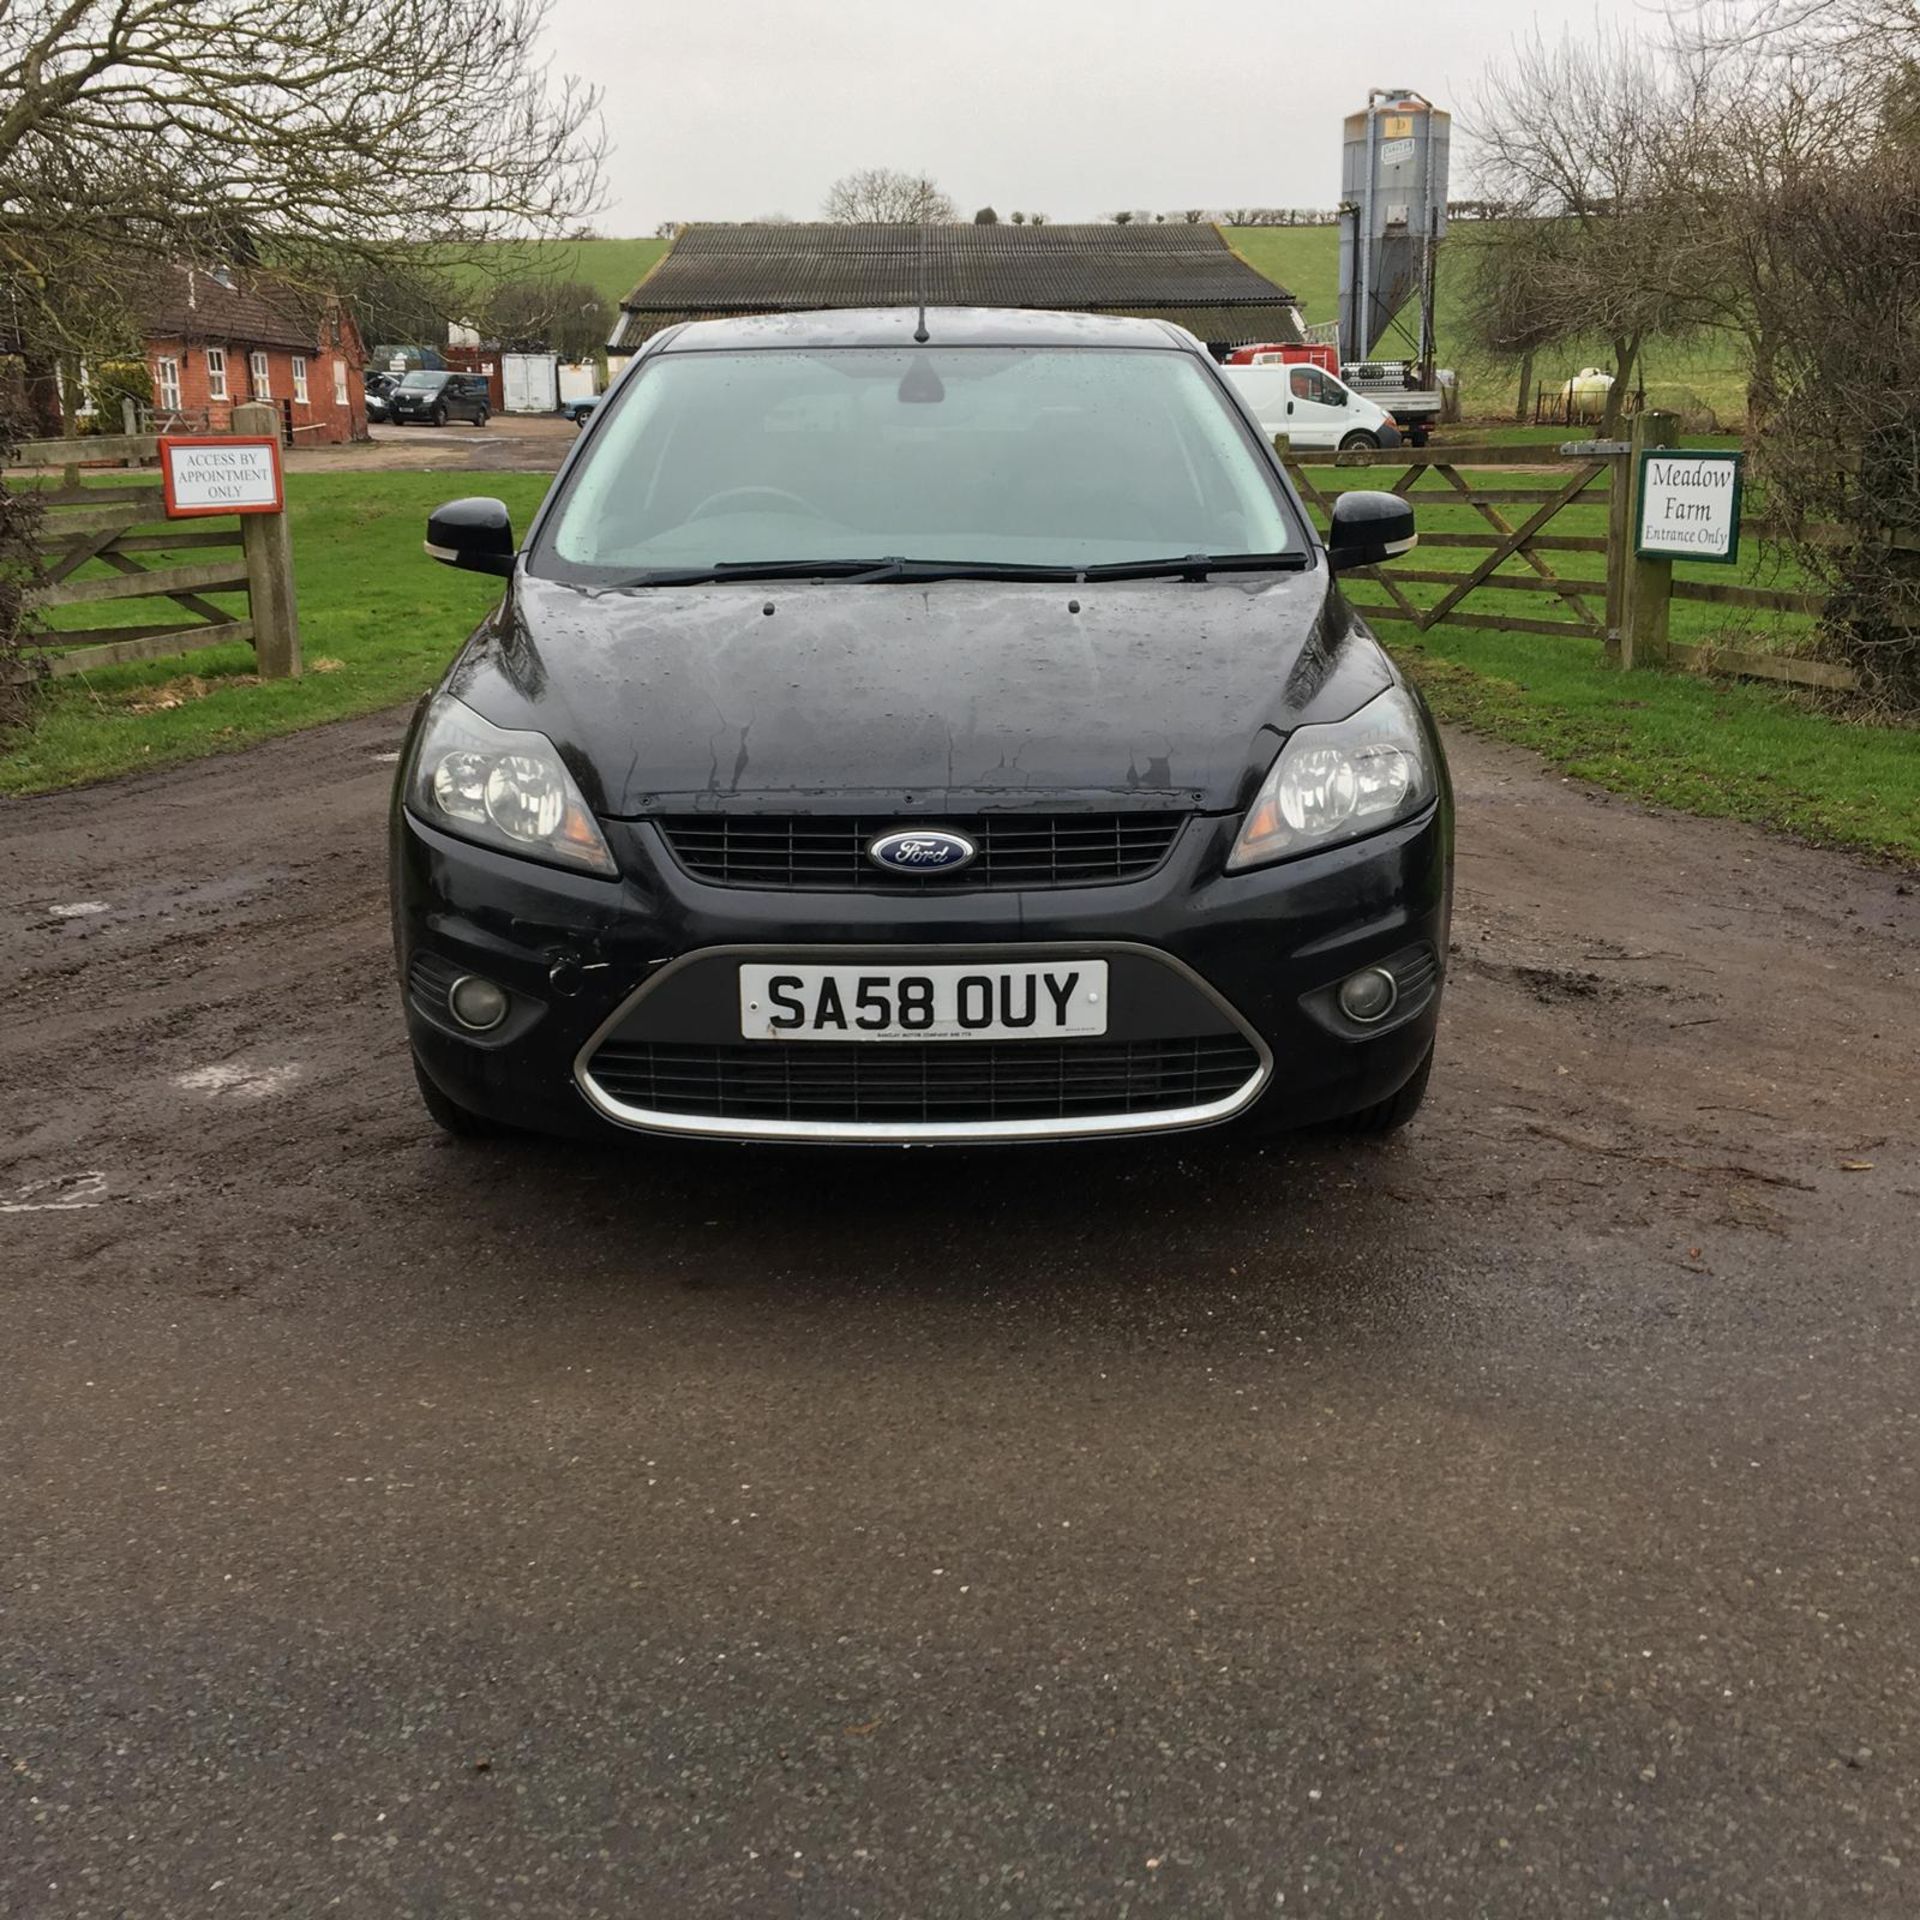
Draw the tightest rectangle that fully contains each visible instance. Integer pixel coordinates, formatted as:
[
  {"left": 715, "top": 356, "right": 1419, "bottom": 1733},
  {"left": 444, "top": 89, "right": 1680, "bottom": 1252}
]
[{"left": 502, "top": 226, "right": 1747, "bottom": 428}]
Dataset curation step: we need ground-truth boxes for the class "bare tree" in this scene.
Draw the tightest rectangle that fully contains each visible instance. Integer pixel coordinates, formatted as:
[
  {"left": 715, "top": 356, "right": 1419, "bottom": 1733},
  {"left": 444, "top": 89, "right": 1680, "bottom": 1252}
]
[
  {"left": 821, "top": 169, "right": 957, "bottom": 223},
  {"left": 1733, "top": 142, "right": 1920, "bottom": 707},
  {"left": 1658, "top": 24, "right": 1880, "bottom": 419},
  {"left": 1458, "top": 222, "right": 1568, "bottom": 421},
  {"left": 486, "top": 278, "right": 610, "bottom": 359},
  {"left": 1664, "top": 1, "right": 1920, "bottom": 707},
  {"left": 1467, "top": 26, "right": 1698, "bottom": 432},
  {"left": 1684, "top": 0, "right": 1920, "bottom": 49},
  {"left": 0, "top": 395, "right": 41, "bottom": 725},
  {"left": 0, "top": 0, "right": 602, "bottom": 379}
]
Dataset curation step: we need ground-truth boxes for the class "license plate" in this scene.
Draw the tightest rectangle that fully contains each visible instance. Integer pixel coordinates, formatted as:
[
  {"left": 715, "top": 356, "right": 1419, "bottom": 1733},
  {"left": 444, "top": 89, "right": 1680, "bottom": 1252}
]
[{"left": 739, "top": 962, "right": 1108, "bottom": 1041}]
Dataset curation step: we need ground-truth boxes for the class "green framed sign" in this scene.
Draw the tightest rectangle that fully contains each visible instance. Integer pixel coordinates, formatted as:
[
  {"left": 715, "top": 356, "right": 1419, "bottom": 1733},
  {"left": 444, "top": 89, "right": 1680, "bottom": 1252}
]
[{"left": 1635, "top": 449, "right": 1745, "bottom": 565}]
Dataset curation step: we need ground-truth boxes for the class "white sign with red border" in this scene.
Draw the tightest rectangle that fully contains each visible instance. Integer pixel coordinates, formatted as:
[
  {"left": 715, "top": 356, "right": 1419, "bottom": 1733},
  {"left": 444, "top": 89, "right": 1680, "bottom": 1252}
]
[{"left": 159, "top": 436, "right": 285, "bottom": 518}]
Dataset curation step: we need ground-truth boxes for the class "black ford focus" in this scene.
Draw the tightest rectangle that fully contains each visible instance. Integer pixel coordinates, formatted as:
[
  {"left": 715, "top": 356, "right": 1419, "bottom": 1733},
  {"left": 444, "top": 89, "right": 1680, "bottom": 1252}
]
[{"left": 391, "top": 308, "right": 1450, "bottom": 1145}]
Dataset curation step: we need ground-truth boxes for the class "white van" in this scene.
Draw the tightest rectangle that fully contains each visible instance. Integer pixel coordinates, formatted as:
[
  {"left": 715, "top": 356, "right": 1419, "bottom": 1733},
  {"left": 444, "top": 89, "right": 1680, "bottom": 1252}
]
[{"left": 1221, "top": 361, "right": 1402, "bottom": 451}]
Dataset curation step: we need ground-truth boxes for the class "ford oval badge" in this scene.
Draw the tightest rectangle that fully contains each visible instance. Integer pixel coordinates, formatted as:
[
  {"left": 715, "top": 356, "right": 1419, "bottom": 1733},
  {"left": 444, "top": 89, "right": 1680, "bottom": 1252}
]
[{"left": 867, "top": 827, "right": 978, "bottom": 874}]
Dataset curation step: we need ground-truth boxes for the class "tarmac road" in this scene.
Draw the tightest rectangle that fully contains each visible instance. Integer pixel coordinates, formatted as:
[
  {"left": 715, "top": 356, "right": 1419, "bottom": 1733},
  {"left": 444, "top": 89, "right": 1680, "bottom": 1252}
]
[{"left": 3, "top": 715, "right": 1918, "bottom": 1918}]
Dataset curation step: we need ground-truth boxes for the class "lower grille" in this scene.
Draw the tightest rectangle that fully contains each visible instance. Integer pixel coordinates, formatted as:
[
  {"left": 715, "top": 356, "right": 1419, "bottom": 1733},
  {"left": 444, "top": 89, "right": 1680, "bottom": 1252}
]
[
  {"left": 407, "top": 951, "right": 466, "bottom": 1023},
  {"left": 585, "top": 1036, "right": 1263, "bottom": 1127},
  {"left": 1393, "top": 945, "right": 1441, "bottom": 1006},
  {"left": 653, "top": 813, "right": 1188, "bottom": 890}
]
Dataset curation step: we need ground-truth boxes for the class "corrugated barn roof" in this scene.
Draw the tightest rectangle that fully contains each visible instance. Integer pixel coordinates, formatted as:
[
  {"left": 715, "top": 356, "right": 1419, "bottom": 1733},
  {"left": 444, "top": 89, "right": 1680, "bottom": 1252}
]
[{"left": 611, "top": 224, "right": 1301, "bottom": 352}]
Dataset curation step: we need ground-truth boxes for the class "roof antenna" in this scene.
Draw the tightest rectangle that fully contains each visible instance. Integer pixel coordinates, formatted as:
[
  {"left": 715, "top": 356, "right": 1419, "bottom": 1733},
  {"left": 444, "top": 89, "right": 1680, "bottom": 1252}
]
[{"left": 913, "top": 222, "right": 930, "bottom": 344}]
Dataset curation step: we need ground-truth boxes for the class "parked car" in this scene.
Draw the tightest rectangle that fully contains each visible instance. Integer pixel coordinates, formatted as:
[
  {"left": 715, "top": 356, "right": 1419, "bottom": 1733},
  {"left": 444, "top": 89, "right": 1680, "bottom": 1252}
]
[
  {"left": 387, "top": 371, "right": 492, "bottom": 428},
  {"left": 1220, "top": 360, "right": 1402, "bottom": 451},
  {"left": 393, "top": 307, "right": 1447, "bottom": 1146},
  {"left": 561, "top": 395, "right": 599, "bottom": 428},
  {"left": 363, "top": 370, "right": 400, "bottom": 424}
]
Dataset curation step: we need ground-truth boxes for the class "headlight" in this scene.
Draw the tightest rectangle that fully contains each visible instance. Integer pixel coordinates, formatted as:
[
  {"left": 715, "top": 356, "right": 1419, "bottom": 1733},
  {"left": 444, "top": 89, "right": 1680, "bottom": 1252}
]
[
  {"left": 405, "top": 693, "right": 617, "bottom": 876},
  {"left": 1227, "top": 683, "right": 1435, "bottom": 870}
]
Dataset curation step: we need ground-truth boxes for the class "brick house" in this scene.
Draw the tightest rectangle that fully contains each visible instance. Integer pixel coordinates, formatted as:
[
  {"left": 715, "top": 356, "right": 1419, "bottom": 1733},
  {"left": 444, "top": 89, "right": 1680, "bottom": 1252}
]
[{"left": 138, "top": 264, "right": 368, "bottom": 445}]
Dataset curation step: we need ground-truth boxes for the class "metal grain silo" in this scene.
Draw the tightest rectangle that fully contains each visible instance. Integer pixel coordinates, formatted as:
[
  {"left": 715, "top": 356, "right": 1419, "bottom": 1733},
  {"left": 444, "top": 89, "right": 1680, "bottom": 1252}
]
[{"left": 1337, "top": 91, "right": 1451, "bottom": 371}]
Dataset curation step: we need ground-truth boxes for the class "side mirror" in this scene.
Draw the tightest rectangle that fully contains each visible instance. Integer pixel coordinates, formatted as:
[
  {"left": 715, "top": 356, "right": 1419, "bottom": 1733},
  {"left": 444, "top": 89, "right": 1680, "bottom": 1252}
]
[
  {"left": 1326, "top": 490, "right": 1417, "bottom": 572},
  {"left": 425, "top": 497, "right": 515, "bottom": 577}
]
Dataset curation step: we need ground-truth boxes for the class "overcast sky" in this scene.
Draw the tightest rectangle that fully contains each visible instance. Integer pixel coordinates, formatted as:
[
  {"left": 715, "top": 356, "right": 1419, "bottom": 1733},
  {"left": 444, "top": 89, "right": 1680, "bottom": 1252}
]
[{"left": 545, "top": 0, "right": 1653, "bottom": 235}]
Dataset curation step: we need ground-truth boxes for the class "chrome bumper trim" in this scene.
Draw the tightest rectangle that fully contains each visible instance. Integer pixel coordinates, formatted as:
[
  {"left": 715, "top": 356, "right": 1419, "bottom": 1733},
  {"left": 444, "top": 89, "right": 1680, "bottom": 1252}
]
[{"left": 571, "top": 941, "right": 1273, "bottom": 1145}]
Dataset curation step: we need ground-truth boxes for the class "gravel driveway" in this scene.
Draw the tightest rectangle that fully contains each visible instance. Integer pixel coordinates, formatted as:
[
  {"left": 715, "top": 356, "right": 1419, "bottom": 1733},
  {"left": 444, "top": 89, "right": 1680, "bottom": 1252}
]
[{"left": 3, "top": 717, "right": 1917, "bottom": 1916}]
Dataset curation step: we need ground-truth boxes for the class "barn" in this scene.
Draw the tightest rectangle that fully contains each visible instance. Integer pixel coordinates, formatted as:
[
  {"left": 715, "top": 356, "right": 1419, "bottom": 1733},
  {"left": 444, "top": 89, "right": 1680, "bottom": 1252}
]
[{"left": 608, "top": 223, "right": 1305, "bottom": 372}]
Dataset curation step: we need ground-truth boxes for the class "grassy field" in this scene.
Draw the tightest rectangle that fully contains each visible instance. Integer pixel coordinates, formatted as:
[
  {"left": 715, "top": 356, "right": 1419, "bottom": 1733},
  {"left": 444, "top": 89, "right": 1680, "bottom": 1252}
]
[
  {"left": 2, "top": 473, "right": 553, "bottom": 795},
  {"left": 435, "top": 237, "right": 670, "bottom": 314}
]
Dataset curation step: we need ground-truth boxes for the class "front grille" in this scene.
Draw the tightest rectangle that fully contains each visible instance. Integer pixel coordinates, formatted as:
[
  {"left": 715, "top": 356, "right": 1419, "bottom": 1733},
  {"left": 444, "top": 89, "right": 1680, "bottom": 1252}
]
[
  {"left": 653, "top": 814, "right": 1188, "bottom": 890},
  {"left": 585, "top": 1036, "right": 1262, "bottom": 1125}
]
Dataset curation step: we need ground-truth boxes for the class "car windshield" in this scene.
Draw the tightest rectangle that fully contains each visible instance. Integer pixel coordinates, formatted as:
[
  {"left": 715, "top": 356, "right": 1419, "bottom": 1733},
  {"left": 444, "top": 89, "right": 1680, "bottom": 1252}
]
[
  {"left": 535, "top": 345, "right": 1300, "bottom": 579},
  {"left": 399, "top": 372, "right": 445, "bottom": 391}
]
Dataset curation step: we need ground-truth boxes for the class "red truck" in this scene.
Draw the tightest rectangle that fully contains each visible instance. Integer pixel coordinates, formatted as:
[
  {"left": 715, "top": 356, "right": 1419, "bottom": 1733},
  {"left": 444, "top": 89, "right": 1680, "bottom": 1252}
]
[{"left": 1222, "top": 342, "right": 1340, "bottom": 374}]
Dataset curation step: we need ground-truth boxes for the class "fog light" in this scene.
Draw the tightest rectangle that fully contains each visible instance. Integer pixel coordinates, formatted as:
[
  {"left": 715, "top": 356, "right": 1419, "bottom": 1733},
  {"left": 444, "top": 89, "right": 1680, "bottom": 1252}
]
[
  {"left": 1337, "top": 966, "right": 1399, "bottom": 1025},
  {"left": 448, "top": 974, "right": 509, "bottom": 1032}
]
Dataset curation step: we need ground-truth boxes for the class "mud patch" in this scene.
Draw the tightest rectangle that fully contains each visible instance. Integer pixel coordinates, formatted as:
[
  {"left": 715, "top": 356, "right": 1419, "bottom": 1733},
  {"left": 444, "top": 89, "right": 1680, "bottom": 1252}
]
[{"left": 1453, "top": 947, "right": 1634, "bottom": 1003}]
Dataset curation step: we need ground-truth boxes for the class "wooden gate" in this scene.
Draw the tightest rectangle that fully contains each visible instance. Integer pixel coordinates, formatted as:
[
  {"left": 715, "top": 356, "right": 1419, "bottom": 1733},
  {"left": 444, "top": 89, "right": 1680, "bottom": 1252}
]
[
  {"left": 1282, "top": 441, "right": 1623, "bottom": 646},
  {"left": 1284, "top": 422, "right": 1857, "bottom": 694},
  {"left": 7, "top": 401, "right": 299, "bottom": 684}
]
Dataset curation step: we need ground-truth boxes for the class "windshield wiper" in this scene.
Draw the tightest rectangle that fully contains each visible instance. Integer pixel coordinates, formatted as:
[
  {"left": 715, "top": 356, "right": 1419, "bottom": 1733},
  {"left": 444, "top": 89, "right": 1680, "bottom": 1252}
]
[
  {"left": 610, "top": 558, "right": 902, "bottom": 587},
  {"left": 608, "top": 552, "right": 1306, "bottom": 588},
  {"left": 609, "top": 556, "right": 1088, "bottom": 587},
  {"left": 1076, "top": 553, "right": 1310, "bottom": 581}
]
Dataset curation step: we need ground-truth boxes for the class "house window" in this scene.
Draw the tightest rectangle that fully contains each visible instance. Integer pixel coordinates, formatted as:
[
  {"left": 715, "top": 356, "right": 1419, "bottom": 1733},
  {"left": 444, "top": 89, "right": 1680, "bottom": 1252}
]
[
  {"left": 156, "top": 357, "right": 182, "bottom": 411},
  {"left": 291, "top": 356, "right": 309, "bottom": 404},
  {"left": 332, "top": 359, "right": 348, "bottom": 408},
  {"left": 206, "top": 346, "right": 228, "bottom": 400},
  {"left": 250, "top": 350, "right": 271, "bottom": 399}
]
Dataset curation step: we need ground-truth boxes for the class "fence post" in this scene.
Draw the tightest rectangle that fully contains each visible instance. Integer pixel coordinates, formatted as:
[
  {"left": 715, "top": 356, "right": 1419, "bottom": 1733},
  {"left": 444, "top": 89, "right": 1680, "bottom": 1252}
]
[
  {"left": 1619, "top": 409, "right": 1678, "bottom": 670},
  {"left": 230, "top": 400, "right": 301, "bottom": 679},
  {"left": 1604, "top": 445, "right": 1632, "bottom": 660}
]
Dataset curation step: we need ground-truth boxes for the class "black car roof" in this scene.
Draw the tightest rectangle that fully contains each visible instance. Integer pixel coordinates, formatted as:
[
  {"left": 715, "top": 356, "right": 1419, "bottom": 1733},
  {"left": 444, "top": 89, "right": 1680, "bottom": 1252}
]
[{"left": 651, "top": 307, "right": 1202, "bottom": 354}]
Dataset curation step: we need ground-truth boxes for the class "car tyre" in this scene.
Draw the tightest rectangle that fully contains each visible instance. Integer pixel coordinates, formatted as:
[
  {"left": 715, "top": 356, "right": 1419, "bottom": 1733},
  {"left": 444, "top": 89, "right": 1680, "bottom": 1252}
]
[
  {"left": 1340, "top": 1045, "right": 1433, "bottom": 1136},
  {"left": 475, "top": 407, "right": 490, "bottom": 427},
  {"left": 413, "top": 1053, "right": 503, "bottom": 1139},
  {"left": 431, "top": 403, "right": 448, "bottom": 428},
  {"left": 1339, "top": 430, "right": 1380, "bottom": 452}
]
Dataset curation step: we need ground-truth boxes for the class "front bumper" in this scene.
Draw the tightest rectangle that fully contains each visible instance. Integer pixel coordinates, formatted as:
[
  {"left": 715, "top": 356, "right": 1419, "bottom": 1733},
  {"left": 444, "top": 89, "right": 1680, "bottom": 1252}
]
[{"left": 392, "top": 802, "right": 1452, "bottom": 1145}]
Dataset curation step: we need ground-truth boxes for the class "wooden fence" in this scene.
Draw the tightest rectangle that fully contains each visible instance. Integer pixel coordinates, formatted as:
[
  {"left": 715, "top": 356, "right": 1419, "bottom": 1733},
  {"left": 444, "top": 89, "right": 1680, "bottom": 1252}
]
[
  {"left": 6, "top": 400, "right": 300, "bottom": 684},
  {"left": 1283, "top": 410, "right": 1858, "bottom": 695}
]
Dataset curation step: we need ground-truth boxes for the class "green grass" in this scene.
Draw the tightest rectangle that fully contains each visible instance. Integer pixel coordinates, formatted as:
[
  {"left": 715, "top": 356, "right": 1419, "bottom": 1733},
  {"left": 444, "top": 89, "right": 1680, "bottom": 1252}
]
[
  {"left": 2, "top": 473, "right": 553, "bottom": 795},
  {"left": 433, "top": 237, "right": 669, "bottom": 312},
  {"left": 1398, "top": 637, "right": 1920, "bottom": 865}
]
